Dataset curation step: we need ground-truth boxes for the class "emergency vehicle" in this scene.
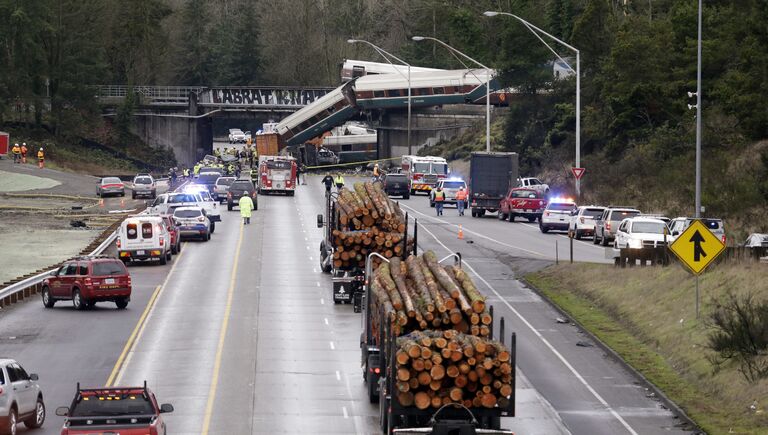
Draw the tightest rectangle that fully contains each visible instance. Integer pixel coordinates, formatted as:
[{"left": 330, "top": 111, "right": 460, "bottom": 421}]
[
  {"left": 257, "top": 155, "right": 297, "bottom": 196},
  {"left": 400, "top": 155, "right": 448, "bottom": 194}
]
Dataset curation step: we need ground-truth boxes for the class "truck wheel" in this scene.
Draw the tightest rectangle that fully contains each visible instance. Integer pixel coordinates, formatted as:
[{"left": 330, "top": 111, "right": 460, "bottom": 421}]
[
  {"left": 366, "top": 355, "right": 380, "bottom": 403},
  {"left": 601, "top": 234, "right": 610, "bottom": 246},
  {"left": 159, "top": 252, "right": 167, "bottom": 265},
  {"left": 210, "top": 222, "right": 216, "bottom": 234},
  {"left": 528, "top": 216, "right": 536, "bottom": 223},
  {"left": 593, "top": 232, "right": 601, "bottom": 244},
  {"left": 72, "top": 289, "right": 85, "bottom": 310},
  {"left": 403, "top": 192, "right": 410, "bottom": 200},
  {"left": 575, "top": 230, "right": 582, "bottom": 240},
  {"left": 509, "top": 214, "right": 515, "bottom": 222},
  {"left": 24, "top": 397, "right": 45, "bottom": 429},
  {"left": 132, "top": 192, "right": 136, "bottom": 199},
  {"left": 254, "top": 200, "right": 258, "bottom": 211},
  {"left": 3, "top": 408, "right": 17, "bottom": 435},
  {"left": 497, "top": 211, "right": 505, "bottom": 221},
  {"left": 540, "top": 224, "right": 549, "bottom": 234}
]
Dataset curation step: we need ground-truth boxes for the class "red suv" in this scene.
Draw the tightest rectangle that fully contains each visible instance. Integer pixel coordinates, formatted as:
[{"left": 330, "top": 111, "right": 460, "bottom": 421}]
[
  {"left": 160, "top": 214, "right": 182, "bottom": 254},
  {"left": 41, "top": 256, "right": 132, "bottom": 310},
  {"left": 56, "top": 382, "right": 173, "bottom": 434}
]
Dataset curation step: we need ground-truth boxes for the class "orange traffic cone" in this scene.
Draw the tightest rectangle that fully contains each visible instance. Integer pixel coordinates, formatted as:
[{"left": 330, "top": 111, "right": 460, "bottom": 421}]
[{"left": 458, "top": 225, "right": 464, "bottom": 240}]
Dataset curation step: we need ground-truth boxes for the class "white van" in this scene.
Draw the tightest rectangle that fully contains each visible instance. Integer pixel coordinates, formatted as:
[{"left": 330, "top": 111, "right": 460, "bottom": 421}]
[{"left": 117, "top": 215, "right": 173, "bottom": 265}]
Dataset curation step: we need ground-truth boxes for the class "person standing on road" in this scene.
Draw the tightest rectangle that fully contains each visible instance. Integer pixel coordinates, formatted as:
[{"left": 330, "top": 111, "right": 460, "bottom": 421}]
[
  {"left": 170, "top": 168, "right": 177, "bottom": 185},
  {"left": 239, "top": 192, "right": 254, "bottom": 225},
  {"left": 321, "top": 173, "right": 334, "bottom": 193},
  {"left": 37, "top": 147, "right": 45, "bottom": 168},
  {"left": 334, "top": 173, "right": 345, "bottom": 192},
  {"left": 11, "top": 143, "right": 21, "bottom": 163},
  {"left": 372, "top": 163, "right": 380, "bottom": 181},
  {"left": 433, "top": 186, "right": 445, "bottom": 216},
  {"left": 455, "top": 186, "right": 468, "bottom": 216},
  {"left": 20, "top": 143, "right": 27, "bottom": 163}
]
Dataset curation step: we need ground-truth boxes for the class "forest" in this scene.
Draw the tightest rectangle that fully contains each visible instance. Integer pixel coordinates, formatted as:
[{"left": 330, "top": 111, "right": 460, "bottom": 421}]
[{"left": 2, "top": 0, "right": 767, "bottom": 230}]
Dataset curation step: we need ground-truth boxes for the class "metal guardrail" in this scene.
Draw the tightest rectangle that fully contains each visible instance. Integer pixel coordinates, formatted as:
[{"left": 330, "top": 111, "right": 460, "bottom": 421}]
[
  {"left": 96, "top": 85, "right": 203, "bottom": 105},
  {"left": 0, "top": 231, "right": 119, "bottom": 307}
]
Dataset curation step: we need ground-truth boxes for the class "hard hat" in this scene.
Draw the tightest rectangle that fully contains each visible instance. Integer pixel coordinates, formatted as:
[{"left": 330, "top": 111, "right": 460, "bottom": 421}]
[
  {"left": 22, "top": 142, "right": 26, "bottom": 146},
  {"left": 40, "top": 147, "right": 43, "bottom": 151}
]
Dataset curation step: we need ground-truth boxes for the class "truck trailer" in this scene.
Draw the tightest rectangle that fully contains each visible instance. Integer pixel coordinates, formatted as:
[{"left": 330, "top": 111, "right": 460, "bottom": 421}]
[{"left": 469, "top": 152, "right": 519, "bottom": 218}]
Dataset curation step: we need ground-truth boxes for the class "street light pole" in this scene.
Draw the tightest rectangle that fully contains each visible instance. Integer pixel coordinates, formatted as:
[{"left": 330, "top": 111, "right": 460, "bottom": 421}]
[
  {"left": 484, "top": 11, "right": 582, "bottom": 197},
  {"left": 347, "top": 39, "right": 413, "bottom": 155},
  {"left": 695, "top": 0, "right": 702, "bottom": 219},
  {"left": 411, "top": 36, "right": 493, "bottom": 152}
]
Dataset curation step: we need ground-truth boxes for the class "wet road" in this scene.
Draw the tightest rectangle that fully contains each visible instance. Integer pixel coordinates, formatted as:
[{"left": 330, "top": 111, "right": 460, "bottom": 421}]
[{"left": 2, "top": 175, "right": 690, "bottom": 434}]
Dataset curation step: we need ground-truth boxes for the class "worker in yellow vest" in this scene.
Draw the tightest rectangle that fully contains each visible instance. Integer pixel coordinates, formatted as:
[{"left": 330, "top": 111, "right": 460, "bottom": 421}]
[
  {"left": 11, "top": 143, "right": 21, "bottom": 164},
  {"left": 37, "top": 147, "right": 45, "bottom": 168},
  {"left": 433, "top": 186, "right": 445, "bottom": 216}
]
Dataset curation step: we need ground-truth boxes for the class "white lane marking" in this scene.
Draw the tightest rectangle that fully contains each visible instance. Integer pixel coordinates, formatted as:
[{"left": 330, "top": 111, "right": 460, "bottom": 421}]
[
  {"left": 400, "top": 203, "right": 549, "bottom": 258},
  {"left": 305, "top": 237, "right": 308, "bottom": 241},
  {"left": 320, "top": 298, "right": 325, "bottom": 305},
  {"left": 342, "top": 406, "right": 349, "bottom": 419},
  {"left": 335, "top": 370, "right": 341, "bottom": 381},
  {"left": 416, "top": 221, "right": 639, "bottom": 435},
  {"left": 309, "top": 256, "right": 313, "bottom": 261},
  {"left": 324, "top": 317, "right": 329, "bottom": 325},
  {"left": 329, "top": 341, "right": 335, "bottom": 350},
  {"left": 316, "top": 281, "right": 321, "bottom": 287},
  {"left": 313, "top": 267, "right": 318, "bottom": 273}
]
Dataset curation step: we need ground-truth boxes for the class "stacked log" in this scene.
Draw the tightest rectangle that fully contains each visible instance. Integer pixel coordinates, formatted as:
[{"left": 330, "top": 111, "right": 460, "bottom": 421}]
[
  {"left": 369, "top": 251, "right": 491, "bottom": 337},
  {"left": 331, "top": 181, "right": 408, "bottom": 269},
  {"left": 394, "top": 329, "right": 513, "bottom": 410}
]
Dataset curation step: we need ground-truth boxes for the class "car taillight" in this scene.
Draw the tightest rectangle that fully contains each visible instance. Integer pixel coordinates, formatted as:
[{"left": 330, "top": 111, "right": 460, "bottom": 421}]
[
  {"left": 0, "top": 386, "right": 4, "bottom": 395},
  {"left": 127, "top": 276, "right": 132, "bottom": 286},
  {"left": 722, "top": 235, "right": 727, "bottom": 245},
  {"left": 198, "top": 217, "right": 205, "bottom": 222},
  {"left": 116, "top": 238, "right": 121, "bottom": 248},
  {"left": 606, "top": 222, "right": 612, "bottom": 231},
  {"left": 159, "top": 236, "right": 164, "bottom": 246}
]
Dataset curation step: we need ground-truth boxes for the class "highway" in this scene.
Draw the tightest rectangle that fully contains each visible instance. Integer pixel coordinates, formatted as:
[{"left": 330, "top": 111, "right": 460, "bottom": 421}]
[{"left": 2, "top": 175, "right": 689, "bottom": 434}]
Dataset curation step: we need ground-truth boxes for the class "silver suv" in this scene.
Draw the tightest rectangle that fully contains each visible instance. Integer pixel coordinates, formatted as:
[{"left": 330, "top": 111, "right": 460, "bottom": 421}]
[
  {"left": 594, "top": 207, "right": 641, "bottom": 246},
  {"left": 0, "top": 359, "right": 45, "bottom": 433},
  {"left": 131, "top": 174, "right": 156, "bottom": 199}
]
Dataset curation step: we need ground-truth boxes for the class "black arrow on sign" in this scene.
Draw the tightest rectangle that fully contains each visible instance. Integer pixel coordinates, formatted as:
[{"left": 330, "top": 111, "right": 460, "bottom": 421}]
[{"left": 689, "top": 230, "right": 707, "bottom": 262}]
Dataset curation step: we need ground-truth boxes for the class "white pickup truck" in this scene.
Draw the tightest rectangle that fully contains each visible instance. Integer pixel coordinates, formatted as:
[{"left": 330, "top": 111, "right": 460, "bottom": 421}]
[{"left": 518, "top": 177, "right": 550, "bottom": 196}]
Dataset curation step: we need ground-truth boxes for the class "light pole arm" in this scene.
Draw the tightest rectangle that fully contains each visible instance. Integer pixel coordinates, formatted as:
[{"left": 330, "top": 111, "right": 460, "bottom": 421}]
[{"left": 414, "top": 36, "right": 490, "bottom": 70}]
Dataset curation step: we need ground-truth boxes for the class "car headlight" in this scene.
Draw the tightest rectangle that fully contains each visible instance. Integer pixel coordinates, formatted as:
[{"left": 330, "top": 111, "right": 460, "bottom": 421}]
[{"left": 628, "top": 239, "right": 643, "bottom": 249}]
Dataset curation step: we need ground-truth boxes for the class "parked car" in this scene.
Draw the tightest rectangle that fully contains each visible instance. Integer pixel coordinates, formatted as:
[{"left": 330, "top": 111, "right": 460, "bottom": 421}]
[
  {"left": 383, "top": 173, "right": 410, "bottom": 199},
  {"left": 540, "top": 199, "right": 577, "bottom": 233},
  {"left": 213, "top": 176, "right": 236, "bottom": 203},
  {"left": 227, "top": 179, "right": 258, "bottom": 211},
  {"left": 172, "top": 207, "right": 211, "bottom": 241},
  {"left": 55, "top": 383, "right": 172, "bottom": 435},
  {"left": 668, "top": 217, "right": 726, "bottom": 245},
  {"left": 568, "top": 205, "right": 606, "bottom": 239},
  {"left": 614, "top": 217, "right": 670, "bottom": 249},
  {"left": 517, "top": 177, "right": 550, "bottom": 196},
  {"left": 149, "top": 192, "right": 219, "bottom": 231},
  {"left": 0, "top": 359, "right": 45, "bottom": 434},
  {"left": 131, "top": 174, "right": 156, "bottom": 199},
  {"left": 594, "top": 207, "right": 642, "bottom": 246},
  {"left": 429, "top": 179, "right": 466, "bottom": 206},
  {"left": 228, "top": 128, "right": 246, "bottom": 143},
  {"left": 96, "top": 177, "right": 125, "bottom": 197},
  {"left": 160, "top": 214, "right": 182, "bottom": 254},
  {"left": 499, "top": 187, "right": 546, "bottom": 222},
  {"left": 117, "top": 215, "right": 172, "bottom": 265},
  {"left": 41, "top": 256, "right": 132, "bottom": 310}
]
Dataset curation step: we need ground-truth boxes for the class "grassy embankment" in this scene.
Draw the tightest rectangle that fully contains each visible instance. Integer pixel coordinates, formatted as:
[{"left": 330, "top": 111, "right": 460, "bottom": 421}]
[{"left": 526, "top": 262, "right": 768, "bottom": 434}]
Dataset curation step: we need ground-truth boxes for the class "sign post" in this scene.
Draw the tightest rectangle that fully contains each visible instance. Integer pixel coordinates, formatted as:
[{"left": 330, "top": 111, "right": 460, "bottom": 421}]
[{"left": 669, "top": 220, "right": 726, "bottom": 318}]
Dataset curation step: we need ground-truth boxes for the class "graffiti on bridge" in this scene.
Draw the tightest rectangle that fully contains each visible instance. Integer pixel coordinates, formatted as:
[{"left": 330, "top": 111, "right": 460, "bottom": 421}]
[{"left": 208, "top": 88, "right": 330, "bottom": 107}]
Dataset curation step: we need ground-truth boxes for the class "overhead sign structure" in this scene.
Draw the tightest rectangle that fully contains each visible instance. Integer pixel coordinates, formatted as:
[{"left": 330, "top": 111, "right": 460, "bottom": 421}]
[
  {"left": 571, "top": 167, "right": 585, "bottom": 180},
  {"left": 669, "top": 219, "right": 725, "bottom": 275}
]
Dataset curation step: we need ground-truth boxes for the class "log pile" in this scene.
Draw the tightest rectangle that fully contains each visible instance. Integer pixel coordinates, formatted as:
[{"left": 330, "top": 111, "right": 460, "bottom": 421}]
[
  {"left": 370, "top": 251, "right": 492, "bottom": 337},
  {"left": 331, "top": 181, "right": 409, "bottom": 269},
  {"left": 394, "top": 329, "right": 513, "bottom": 409}
]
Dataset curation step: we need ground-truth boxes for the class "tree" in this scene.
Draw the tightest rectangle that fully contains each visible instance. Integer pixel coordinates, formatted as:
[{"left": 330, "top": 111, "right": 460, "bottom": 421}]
[{"left": 174, "top": 0, "right": 212, "bottom": 86}]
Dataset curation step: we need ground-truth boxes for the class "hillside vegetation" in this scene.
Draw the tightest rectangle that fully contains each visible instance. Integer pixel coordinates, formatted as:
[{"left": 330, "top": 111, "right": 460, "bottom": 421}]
[{"left": 528, "top": 262, "right": 768, "bottom": 434}]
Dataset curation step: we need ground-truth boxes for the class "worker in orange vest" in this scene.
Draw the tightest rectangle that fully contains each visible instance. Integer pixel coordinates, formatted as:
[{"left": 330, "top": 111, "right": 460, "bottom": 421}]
[
  {"left": 455, "top": 186, "right": 468, "bottom": 216},
  {"left": 20, "top": 143, "right": 28, "bottom": 163},
  {"left": 37, "top": 147, "right": 45, "bottom": 168}
]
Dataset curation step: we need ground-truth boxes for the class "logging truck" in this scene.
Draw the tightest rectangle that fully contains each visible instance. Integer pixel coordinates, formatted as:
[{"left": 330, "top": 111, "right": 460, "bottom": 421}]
[
  {"left": 317, "top": 181, "right": 417, "bottom": 308},
  {"left": 361, "top": 251, "right": 516, "bottom": 435}
]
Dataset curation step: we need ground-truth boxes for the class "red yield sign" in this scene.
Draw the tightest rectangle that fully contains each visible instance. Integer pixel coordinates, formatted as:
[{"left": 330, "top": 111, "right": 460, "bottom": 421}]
[{"left": 571, "top": 167, "right": 585, "bottom": 180}]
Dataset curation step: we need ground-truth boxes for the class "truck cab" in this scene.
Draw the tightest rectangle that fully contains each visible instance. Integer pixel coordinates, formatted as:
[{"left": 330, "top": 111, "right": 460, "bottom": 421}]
[{"left": 401, "top": 155, "right": 448, "bottom": 195}]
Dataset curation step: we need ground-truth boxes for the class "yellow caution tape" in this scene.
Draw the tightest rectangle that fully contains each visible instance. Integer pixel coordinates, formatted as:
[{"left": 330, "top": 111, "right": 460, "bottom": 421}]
[{"left": 305, "top": 156, "right": 401, "bottom": 170}]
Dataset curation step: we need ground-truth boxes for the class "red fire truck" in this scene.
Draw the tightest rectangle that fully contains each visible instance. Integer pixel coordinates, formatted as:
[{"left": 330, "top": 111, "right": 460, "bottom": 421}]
[
  {"left": 401, "top": 155, "right": 449, "bottom": 195},
  {"left": 258, "top": 155, "right": 297, "bottom": 196}
]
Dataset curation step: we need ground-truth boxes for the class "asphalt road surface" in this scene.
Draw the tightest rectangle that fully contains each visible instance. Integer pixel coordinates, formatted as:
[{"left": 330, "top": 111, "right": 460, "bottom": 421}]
[{"left": 2, "top": 175, "right": 691, "bottom": 434}]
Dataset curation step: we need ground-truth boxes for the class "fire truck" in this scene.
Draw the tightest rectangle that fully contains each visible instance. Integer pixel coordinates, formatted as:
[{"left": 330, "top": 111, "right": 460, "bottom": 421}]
[
  {"left": 257, "top": 155, "right": 297, "bottom": 196},
  {"left": 401, "top": 155, "right": 448, "bottom": 195}
]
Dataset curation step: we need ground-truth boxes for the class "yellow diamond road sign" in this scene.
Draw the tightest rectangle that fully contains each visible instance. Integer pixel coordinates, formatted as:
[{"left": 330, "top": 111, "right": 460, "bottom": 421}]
[{"left": 669, "top": 219, "right": 726, "bottom": 275}]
